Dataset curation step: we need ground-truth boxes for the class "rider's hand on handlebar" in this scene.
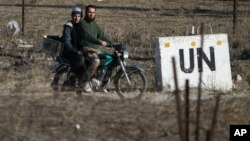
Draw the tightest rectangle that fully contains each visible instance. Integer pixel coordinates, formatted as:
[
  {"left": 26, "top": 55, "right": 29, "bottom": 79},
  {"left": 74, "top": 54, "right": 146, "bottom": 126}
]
[
  {"left": 100, "top": 40, "right": 108, "bottom": 46},
  {"left": 77, "top": 51, "right": 82, "bottom": 55}
]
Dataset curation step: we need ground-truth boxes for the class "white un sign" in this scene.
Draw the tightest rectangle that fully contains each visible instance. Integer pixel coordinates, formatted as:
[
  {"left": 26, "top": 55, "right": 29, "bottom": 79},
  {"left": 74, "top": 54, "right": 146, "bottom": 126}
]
[{"left": 155, "top": 34, "right": 232, "bottom": 92}]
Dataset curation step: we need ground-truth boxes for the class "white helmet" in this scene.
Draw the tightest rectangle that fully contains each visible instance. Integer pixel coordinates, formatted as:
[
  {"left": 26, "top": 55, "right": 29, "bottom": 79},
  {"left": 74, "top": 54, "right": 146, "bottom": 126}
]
[{"left": 71, "top": 7, "right": 82, "bottom": 17}]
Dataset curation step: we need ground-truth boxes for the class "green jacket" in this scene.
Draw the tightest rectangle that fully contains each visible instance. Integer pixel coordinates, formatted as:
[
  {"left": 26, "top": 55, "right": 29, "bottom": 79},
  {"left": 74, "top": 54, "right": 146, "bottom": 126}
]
[
  {"left": 74, "top": 21, "right": 101, "bottom": 49},
  {"left": 75, "top": 18, "right": 112, "bottom": 49}
]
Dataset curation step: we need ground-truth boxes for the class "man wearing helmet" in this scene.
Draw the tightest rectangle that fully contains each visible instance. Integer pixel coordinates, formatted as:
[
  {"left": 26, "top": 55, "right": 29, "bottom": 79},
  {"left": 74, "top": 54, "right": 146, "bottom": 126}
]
[{"left": 51, "top": 6, "right": 98, "bottom": 89}]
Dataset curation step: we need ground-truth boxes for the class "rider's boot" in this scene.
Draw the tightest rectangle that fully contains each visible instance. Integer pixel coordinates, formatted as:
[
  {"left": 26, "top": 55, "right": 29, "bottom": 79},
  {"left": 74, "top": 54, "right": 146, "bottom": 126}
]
[
  {"left": 91, "top": 78, "right": 101, "bottom": 89},
  {"left": 63, "top": 72, "right": 76, "bottom": 90},
  {"left": 70, "top": 74, "right": 76, "bottom": 87},
  {"left": 51, "top": 76, "right": 59, "bottom": 89},
  {"left": 90, "top": 79, "right": 108, "bottom": 94},
  {"left": 82, "top": 81, "right": 93, "bottom": 93}
]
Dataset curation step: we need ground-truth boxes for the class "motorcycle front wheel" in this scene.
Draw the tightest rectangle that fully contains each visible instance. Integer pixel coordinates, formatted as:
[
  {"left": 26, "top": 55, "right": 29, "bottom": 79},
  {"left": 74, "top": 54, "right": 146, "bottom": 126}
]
[{"left": 115, "top": 68, "right": 147, "bottom": 100}]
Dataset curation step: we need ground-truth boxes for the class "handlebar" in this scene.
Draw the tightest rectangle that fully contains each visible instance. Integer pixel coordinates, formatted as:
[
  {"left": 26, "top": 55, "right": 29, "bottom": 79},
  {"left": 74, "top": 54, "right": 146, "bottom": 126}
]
[{"left": 108, "top": 43, "right": 127, "bottom": 52}]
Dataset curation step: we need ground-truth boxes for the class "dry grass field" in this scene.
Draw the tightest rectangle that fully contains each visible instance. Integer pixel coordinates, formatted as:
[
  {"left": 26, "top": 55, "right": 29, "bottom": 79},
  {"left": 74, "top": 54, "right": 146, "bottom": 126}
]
[{"left": 0, "top": 0, "right": 250, "bottom": 141}]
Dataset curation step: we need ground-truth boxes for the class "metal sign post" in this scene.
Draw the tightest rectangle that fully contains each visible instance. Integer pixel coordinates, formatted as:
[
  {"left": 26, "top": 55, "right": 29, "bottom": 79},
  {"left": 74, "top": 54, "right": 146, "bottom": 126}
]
[{"left": 22, "top": 0, "right": 25, "bottom": 36}]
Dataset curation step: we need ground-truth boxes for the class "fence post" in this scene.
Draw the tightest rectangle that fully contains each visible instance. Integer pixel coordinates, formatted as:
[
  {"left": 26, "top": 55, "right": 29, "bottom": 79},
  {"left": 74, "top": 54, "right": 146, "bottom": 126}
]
[
  {"left": 195, "top": 22, "right": 204, "bottom": 141},
  {"left": 233, "top": 0, "right": 237, "bottom": 36},
  {"left": 22, "top": 0, "right": 25, "bottom": 36},
  {"left": 172, "top": 57, "right": 184, "bottom": 141},
  {"left": 184, "top": 79, "right": 190, "bottom": 141}
]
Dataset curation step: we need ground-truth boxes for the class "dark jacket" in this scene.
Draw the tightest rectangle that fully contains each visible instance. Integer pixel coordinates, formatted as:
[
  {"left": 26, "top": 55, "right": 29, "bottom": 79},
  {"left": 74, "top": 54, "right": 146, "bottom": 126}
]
[{"left": 62, "top": 21, "right": 78, "bottom": 55}]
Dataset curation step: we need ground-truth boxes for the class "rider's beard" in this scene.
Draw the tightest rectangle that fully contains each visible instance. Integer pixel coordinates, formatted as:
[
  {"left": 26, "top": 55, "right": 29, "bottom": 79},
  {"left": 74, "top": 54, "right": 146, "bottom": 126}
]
[{"left": 85, "top": 16, "right": 95, "bottom": 22}]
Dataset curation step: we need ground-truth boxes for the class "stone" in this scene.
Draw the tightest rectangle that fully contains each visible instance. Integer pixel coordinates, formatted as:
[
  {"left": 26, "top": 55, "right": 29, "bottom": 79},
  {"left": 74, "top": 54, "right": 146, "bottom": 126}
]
[{"left": 236, "top": 74, "right": 242, "bottom": 82}]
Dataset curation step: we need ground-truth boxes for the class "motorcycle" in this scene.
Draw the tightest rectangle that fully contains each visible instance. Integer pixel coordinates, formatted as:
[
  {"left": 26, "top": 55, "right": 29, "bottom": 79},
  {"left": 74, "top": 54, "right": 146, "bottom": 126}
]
[{"left": 41, "top": 35, "right": 147, "bottom": 99}]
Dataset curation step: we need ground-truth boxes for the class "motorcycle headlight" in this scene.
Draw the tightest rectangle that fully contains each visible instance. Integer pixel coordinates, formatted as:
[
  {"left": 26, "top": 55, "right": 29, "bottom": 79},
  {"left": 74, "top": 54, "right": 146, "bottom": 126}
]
[{"left": 123, "top": 51, "right": 129, "bottom": 59}]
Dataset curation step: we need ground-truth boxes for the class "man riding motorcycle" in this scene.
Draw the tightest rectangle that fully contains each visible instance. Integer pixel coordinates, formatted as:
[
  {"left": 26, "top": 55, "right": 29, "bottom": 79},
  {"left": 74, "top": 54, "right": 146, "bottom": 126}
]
[
  {"left": 48, "top": 6, "right": 147, "bottom": 98},
  {"left": 51, "top": 6, "right": 103, "bottom": 90},
  {"left": 75, "top": 5, "right": 112, "bottom": 92}
]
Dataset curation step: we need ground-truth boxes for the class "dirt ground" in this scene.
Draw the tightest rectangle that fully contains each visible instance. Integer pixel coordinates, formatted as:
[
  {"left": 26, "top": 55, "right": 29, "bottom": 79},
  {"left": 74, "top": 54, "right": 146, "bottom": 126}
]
[
  {"left": 0, "top": 0, "right": 250, "bottom": 141},
  {"left": 0, "top": 84, "right": 249, "bottom": 141}
]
